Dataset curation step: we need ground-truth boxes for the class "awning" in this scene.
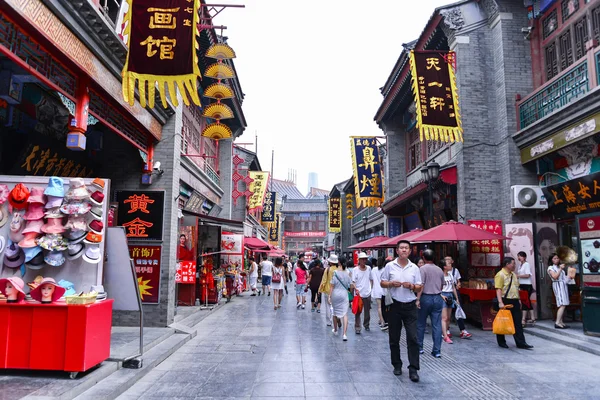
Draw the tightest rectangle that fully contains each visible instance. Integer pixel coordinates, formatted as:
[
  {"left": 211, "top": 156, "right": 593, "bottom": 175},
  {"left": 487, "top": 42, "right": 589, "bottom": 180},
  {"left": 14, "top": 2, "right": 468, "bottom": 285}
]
[
  {"left": 348, "top": 236, "right": 389, "bottom": 249},
  {"left": 410, "top": 221, "right": 508, "bottom": 242},
  {"left": 244, "top": 236, "right": 271, "bottom": 250},
  {"left": 372, "top": 229, "right": 425, "bottom": 248}
]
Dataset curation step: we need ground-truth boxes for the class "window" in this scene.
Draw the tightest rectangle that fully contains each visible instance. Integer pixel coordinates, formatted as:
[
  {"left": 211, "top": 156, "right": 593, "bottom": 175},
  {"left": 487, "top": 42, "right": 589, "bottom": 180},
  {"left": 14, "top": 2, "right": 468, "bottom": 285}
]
[
  {"left": 201, "top": 137, "right": 217, "bottom": 169},
  {"left": 318, "top": 222, "right": 325, "bottom": 231},
  {"left": 561, "top": 0, "right": 580, "bottom": 23},
  {"left": 284, "top": 219, "right": 293, "bottom": 231},
  {"left": 592, "top": 5, "right": 600, "bottom": 42},
  {"left": 558, "top": 29, "right": 573, "bottom": 70},
  {"left": 545, "top": 42, "right": 559, "bottom": 80},
  {"left": 407, "top": 129, "right": 422, "bottom": 172},
  {"left": 574, "top": 16, "right": 589, "bottom": 59},
  {"left": 543, "top": 9, "right": 559, "bottom": 39},
  {"left": 426, "top": 139, "right": 445, "bottom": 158}
]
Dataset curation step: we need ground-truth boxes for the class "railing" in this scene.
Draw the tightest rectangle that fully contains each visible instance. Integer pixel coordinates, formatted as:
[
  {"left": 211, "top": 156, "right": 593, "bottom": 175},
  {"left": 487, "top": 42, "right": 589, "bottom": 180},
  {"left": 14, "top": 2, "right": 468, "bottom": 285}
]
[
  {"left": 518, "top": 59, "right": 589, "bottom": 129},
  {"left": 204, "top": 163, "right": 220, "bottom": 187}
]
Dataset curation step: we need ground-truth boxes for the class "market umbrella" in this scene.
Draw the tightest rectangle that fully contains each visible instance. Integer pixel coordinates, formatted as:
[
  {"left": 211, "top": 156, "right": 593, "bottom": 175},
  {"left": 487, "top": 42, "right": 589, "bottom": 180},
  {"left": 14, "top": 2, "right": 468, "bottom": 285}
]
[
  {"left": 409, "top": 220, "right": 508, "bottom": 242},
  {"left": 372, "top": 229, "right": 425, "bottom": 248},
  {"left": 348, "top": 235, "right": 389, "bottom": 249}
]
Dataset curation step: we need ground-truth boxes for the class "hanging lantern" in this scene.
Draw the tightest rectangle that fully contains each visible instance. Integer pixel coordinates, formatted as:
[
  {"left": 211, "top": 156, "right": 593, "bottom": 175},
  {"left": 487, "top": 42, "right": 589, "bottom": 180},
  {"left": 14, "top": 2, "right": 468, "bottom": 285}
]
[
  {"left": 203, "top": 83, "right": 235, "bottom": 100},
  {"left": 205, "top": 43, "right": 237, "bottom": 60},
  {"left": 205, "top": 63, "right": 235, "bottom": 79},
  {"left": 202, "top": 122, "right": 232, "bottom": 140},
  {"left": 203, "top": 103, "right": 234, "bottom": 120}
]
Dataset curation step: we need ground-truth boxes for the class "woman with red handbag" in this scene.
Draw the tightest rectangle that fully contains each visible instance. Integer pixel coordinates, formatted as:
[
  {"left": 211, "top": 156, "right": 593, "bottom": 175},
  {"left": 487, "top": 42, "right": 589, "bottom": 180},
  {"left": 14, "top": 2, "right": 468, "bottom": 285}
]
[{"left": 272, "top": 257, "right": 286, "bottom": 310}]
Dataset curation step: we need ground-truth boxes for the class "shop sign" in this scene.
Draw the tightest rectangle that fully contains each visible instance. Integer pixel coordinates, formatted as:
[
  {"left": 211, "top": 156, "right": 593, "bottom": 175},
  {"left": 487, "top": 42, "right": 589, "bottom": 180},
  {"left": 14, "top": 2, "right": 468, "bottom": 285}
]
[
  {"left": 345, "top": 194, "right": 354, "bottom": 219},
  {"left": 350, "top": 136, "right": 384, "bottom": 208},
  {"left": 521, "top": 114, "right": 599, "bottom": 163},
  {"left": 128, "top": 245, "right": 161, "bottom": 303},
  {"left": 176, "top": 261, "right": 197, "bottom": 284},
  {"left": 388, "top": 217, "right": 402, "bottom": 237},
  {"left": 116, "top": 190, "right": 165, "bottom": 241},
  {"left": 15, "top": 143, "right": 94, "bottom": 178},
  {"left": 183, "top": 190, "right": 206, "bottom": 215},
  {"left": 409, "top": 50, "right": 463, "bottom": 142},
  {"left": 328, "top": 196, "right": 341, "bottom": 233},
  {"left": 578, "top": 215, "right": 600, "bottom": 277},
  {"left": 261, "top": 191, "right": 276, "bottom": 222},
  {"left": 247, "top": 171, "right": 269, "bottom": 211},
  {"left": 542, "top": 171, "right": 600, "bottom": 220},
  {"left": 221, "top": 233, "right": 243, "bottom": 254},
  {"left": 467, "top": 220, "right": 503, "bottom": 267},
  {"left": 404, "top": 211, "right": 423, "bottom": 232},
  {"left": 269, "top": 214, "right": 280, "bottom": 243},
  {"left": 284, "top": 231, "right": 326, "bottom": 237}
]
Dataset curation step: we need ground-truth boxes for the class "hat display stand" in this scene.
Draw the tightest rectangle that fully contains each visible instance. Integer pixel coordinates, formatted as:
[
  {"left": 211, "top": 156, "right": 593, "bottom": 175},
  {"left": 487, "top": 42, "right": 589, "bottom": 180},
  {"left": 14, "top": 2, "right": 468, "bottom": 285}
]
[{"left": 0, "top": 175, "right": 113, "bottom": 376}]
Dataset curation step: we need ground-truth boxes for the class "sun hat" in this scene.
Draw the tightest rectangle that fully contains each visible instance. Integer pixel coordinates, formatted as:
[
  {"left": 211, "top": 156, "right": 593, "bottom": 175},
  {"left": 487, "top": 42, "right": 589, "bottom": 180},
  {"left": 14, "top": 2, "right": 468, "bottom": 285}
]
[
  {"left": 23, "top": 203, "right": 44, "bottom": 220},
  {"left": 89, "top": 191, "right": 104, "bottom": 206},
  {"left": 8, "top": 213, "right": 25, "bottom": 243},
  {"left": 82, "top": 245, "right": 101, "bottom": 264},
  {"left": 60, "top": 201, "right": 91, "bottom": 215},
  {"left": 0, "top": 235, "right": 5, "bottom": 255},
  {"left": 8, "top": 183, "right": 30, "bottom": 210},
  {"left": 25, "top": 249, "right": 45, "bottom": 270},
  {"left": 44, "top": 177, "right": 65, "bottom": 198},
  {"left": 44, "top": 250, "right": 66, "bottom": 267},
  {"left": 19, "top": 232, "right": 42, "bottom": 248},
  {"left": 90, "top": 205, "right": 103, "bottom": 221},
  {"left": 64, "top": 215, "right": 87, "bottom": 231},
  {"left": 88, "top": 220, "right": 104, "bottom": 235},
  {"left": 0, "top": 204, "right": 8, "bottom": 228},
  {"left": 0, "top": 184, "right": 9, "bottom": 204},
  {"left": 66, "top": 229, "right": 87, "bottom": 244},
  {"left": 44, "top": 207, "right": 63, "bottom": 219},
  {"left": 22, "top": 219, "right": 44, "bottom": 234},
  {"left": 27, "top": 187, "right": 46, "bottom": 204},
  {"left": 83, "top": 232, "right": 103, "bottom": 244},
  {"left": 41, "top": 218, "right": 66, "bottom": 234},
  {"left": 57, "top": 279, "right": 76, "bottom": 296},
  {"left": 357, "top": 252, "right": 369, "bottom": 259},
  {"left": 0, "top": 277, "right": 26, "bottom": 302},
  {"left": 327, "top": 254, "right": 339, "bottom": 264},
  {"left": 45, "top": 196, "right": 63, "bottom": 209},
  {"left": 30, "top": 277, "right": 66, "bottom": 302},
  {"left": 3, "top": 242, "right": 25, "bottom": 268},
  {"left": 91, "top": 178, "right": 105, "bottom": 191},
  {"left": 65, "top": 178, "right": 90, "bottom": 201},
  {"left": 66, "top": 242, "right": 85, "bottom": 260},
  {"left": 37, "top": 233, "right": 68, "bottom": 251}
]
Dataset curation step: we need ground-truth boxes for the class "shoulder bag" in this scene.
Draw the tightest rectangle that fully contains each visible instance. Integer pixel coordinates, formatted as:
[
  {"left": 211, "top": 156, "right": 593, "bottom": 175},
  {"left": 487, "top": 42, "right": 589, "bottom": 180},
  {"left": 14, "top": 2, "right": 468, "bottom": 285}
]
[
  {"left": 492, "top": 273, "right": 513, "bottom": 311},
  {"left": 272, "top": 267, "right": 282, "bottom": 283},
  {"left": 335, "top": 271, "right": 354, "bottom": 302}
]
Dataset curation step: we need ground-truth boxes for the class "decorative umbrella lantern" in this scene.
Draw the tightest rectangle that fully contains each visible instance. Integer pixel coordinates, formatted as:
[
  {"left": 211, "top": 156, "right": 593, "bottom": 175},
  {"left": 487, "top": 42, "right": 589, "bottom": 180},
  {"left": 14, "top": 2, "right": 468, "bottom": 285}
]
[{"left": 202, "top": 122, "right": 233, "bottom": 140}]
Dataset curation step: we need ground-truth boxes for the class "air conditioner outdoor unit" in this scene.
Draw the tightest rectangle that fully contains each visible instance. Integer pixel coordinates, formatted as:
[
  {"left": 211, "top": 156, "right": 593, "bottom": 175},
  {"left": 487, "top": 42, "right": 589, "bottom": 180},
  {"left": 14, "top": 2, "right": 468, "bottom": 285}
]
[{"left": 511, "top": 185, "right": 548, "bottom": 209}]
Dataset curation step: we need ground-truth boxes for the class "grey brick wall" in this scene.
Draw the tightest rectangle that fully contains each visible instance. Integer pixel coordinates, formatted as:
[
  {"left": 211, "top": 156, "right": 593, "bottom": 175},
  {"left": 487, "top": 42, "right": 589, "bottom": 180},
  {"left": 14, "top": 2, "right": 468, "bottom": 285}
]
[
  {"left": 381, "top": 119, "right": 407, "bottom": 198},
  {"left": 218, "top": 138, "right": 234, "bottom": 220}
]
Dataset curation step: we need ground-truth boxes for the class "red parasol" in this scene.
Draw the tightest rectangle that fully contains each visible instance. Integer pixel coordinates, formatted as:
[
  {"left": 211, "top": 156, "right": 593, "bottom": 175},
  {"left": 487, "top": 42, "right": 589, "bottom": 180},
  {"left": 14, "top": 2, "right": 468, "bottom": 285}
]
[
  {"left": 372, "top": 229, "right": 425, "bottom": 248},
  {"left": 348, "top": 235, "right": 389, "bottom": 249},
  {"left": 409, "top": 221, "right": 508, "bottom": 242}
]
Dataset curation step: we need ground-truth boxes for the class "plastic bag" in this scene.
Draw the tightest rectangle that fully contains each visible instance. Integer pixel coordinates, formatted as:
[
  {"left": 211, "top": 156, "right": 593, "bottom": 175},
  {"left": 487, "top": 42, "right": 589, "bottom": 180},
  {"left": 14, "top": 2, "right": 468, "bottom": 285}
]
[
  {"left": 352, "top": 295, "right": 363, "bottom": 314},
  {"left": 455, "top": 303, "right": 466, "bottom": 320},
  {"left": 492, "top": 307, "right": 515, "bottom": 335},
  {"left": 385, "top": 288, "right": 393, "bottom": 306}
]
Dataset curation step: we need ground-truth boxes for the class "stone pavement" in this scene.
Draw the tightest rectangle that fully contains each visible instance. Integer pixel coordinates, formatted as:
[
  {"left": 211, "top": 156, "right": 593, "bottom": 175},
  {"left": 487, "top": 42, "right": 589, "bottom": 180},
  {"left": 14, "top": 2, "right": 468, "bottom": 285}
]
[{"left": 116, "top": 287, "right": 600, "bottom": 400}]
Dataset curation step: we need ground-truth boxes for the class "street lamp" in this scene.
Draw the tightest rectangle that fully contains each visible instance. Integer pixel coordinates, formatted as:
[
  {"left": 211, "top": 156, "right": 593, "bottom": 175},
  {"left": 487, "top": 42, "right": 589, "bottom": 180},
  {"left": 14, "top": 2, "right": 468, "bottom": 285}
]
[
  {"left": 421, "top": 160, "right": 440, "bottom": 228},
  {"left": 362, "top": 215, "right": 368, "bottom": 241}
]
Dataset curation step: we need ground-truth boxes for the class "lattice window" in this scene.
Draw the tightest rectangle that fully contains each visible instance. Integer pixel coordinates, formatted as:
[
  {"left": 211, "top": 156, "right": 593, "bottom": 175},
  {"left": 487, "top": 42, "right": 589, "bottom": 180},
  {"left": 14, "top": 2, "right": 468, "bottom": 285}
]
[
  {"left": 592, "top": 6, "right": 600, "bottom": 42},
  {"left": 201, "top": 137, "right": 217, "bottom": 169},
  {"left": 574, "top": 16, "right": 589, "bottom": 60},
  {"left": 559, "top": 29, "right": 574, "bottom": 70},
  {"left": 426, "top": 139, "right": 445, "bottom": 158},
  {"left": 543, "top": 9, "right": 559, "bottom": 39},
  {"left": 407, "top": 129, "right": 422, "bottom": 172},
  {"left": 545, "top": 42, "right": 559, "bottom": 80},
  {"left": 561, "top": 0, "right": 580, "bottom": 23}
]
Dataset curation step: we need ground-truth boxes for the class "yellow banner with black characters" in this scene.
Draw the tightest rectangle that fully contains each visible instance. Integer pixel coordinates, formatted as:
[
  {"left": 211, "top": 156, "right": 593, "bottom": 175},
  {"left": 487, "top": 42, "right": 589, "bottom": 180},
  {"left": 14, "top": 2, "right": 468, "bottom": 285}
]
[
  {"left": 350, "top": 137, "right": 384, "bottom": 209},
  {"left": 409, "top": 50, "right": 463, "bottom": 142},
  {"left": 328, "top": 196, "right": 341, "bottom": 233},
  {"left": 248, "top": 171, "right": 270, "bottom": 211}
]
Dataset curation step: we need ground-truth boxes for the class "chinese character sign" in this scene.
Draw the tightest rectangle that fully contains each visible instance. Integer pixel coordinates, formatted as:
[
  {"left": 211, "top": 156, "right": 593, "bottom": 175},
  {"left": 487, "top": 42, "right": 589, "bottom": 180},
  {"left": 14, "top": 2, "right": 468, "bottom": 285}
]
[
  {"left": 542, "top": 171, "right": 600, "bottom": 220},
  {"left": 116, "top": 190, "right": 165, "bottom": 240},
  {"left": 247, "top": 171, "right": 269, "bottom": 211},
  {"left": 176, "top": 261, "right": 197, "bottom": 284},
  {"left": 350, "top": 137, "right": 384, "bottom": 208},
  {"left": 129, "top": 245, "right": 161, "bottom": 303},
  {"left": 467, "top": 220, "right": 503, "bottom": 267},
  {"left": 329, "top": 196, "right": 341, "bottom": 233},
  {"left": 121, "top": 0, "right": 201, "bottom": 108},
  {"left": 409, "top": 50, "right": 463, "bottom": 142},
  {"left": 269, "top": 214, "right": 280, "bottom": 243},
  {"left": 261, "top": 191, "right": 276, "bottom": 222}
]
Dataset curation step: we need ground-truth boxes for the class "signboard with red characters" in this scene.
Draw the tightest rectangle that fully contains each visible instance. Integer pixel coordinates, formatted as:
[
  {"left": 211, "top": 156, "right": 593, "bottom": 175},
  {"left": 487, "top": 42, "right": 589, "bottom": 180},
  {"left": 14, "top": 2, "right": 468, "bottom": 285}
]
[
  {"left": 467, "top": 220, "right": 503, "bottom": 267},
  {"left": 128, "top": 245, "right": 161, "bottom": 303},
  {"left": 176, "top": 261, "right": 197, "bottom": 284}
]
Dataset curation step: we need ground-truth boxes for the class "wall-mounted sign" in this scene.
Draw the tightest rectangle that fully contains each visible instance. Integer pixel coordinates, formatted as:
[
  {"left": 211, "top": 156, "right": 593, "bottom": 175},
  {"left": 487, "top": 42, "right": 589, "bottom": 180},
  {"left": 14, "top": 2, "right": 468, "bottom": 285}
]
[
  {"left": 467, "top": 220, "right": 503, "bottom": 267},
  {"left": 328, "top": 196, "right": 341, "bottom": 233},
  {"left": 350, "top": 136, "right": 384, "bottom": 208},
  {"left": 261, "top": 191, "right": 276, "bottom": 222},
  {"left": 176, "top": 261, "right": 197, "bottom": 284},
  {"left": 542, "top": 171, "right": 600, "bottom": 220},
  {"left": 247, "top": 171, "right": 269, "bottom": 211},
  {"left": 388, "top": 217, "right": 402, "bottom": 237},
  {"left": 116, "top": 190, "right": 165, "bottom": 241},
  {"left": 183, "top": 190, "right": 206, "bottom": 215},
  {"left": 129, "top": 244, "right": 161, "bottom": 303},
  {"left": 269, "top": 214, "right": 280, "bottom": 243},
  {"left": 284, "top": 231, "right": 326, "bottom": 238}
]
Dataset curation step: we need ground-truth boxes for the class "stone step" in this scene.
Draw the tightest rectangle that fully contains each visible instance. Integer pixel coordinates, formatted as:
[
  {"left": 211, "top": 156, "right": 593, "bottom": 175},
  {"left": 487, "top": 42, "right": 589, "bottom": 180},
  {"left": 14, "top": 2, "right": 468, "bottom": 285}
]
[
  {"left": 72, "top": 332, "right": 193, "bottom": 400},
  {"left": 108, "top": 328, "right": 176, "bottom": 362},
  {"left": 530, "top": 323, "right": 600, "bottom": 346},
  {"left": 524, "top": 326, "right": 600, "bottom": 356}
]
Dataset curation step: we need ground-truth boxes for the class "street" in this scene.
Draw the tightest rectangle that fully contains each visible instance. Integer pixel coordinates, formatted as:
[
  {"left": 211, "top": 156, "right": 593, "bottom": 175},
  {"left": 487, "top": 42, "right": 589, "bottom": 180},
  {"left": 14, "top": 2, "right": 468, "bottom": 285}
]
[{"left": 117, "top": 288, "right": 600, "bottom": 400}]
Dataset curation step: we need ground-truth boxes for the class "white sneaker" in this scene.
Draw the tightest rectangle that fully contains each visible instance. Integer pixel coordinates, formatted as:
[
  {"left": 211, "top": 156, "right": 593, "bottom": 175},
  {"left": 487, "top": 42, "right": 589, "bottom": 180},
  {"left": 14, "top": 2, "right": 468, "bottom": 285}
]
[
  {"left": 343, "top": 334, "right": 348, "bottom": 341},
  {"left": 296, "top": 302, "right": 301, "bottom": 309},
  {"left": 301, "top": 304, "right": 305, "bottom": 309},
  {"left": 332, "top": 329, "right": 338, "bottom": 335}
]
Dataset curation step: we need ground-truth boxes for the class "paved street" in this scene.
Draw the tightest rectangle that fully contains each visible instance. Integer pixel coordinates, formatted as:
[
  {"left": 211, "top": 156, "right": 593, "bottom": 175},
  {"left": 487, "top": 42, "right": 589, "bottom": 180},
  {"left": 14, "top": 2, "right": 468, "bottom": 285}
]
[{"left": 118, "top": 287, "right": 600, "bottom": 400}]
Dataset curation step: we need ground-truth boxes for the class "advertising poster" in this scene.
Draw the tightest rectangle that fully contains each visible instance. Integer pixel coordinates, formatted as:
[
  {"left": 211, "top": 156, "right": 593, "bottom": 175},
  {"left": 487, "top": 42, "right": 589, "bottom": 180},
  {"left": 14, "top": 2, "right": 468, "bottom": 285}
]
[
  {"left": 578, "top": 215, "right": 600, "bottom": 277},
  {"left": 505, "top": 223, "right": 537, "bottom": 303},
  {"left": 128, "top": 245, "right": 161, "bottom": 304},
  {"left": 176, "top": 261, "right": 197, "bottom": 284},
  {"left": 467, "top": 220, "right": 503, "bottom": 268},
  {"left": 116, "top": 190, "right": 165, "bottom": 241}
]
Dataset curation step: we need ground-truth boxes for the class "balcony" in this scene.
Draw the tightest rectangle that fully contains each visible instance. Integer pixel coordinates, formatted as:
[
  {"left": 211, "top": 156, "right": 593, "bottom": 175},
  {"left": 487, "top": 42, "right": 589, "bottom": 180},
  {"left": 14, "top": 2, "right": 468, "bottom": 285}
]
[
  {"left": 204, "top": 163, "right": 220, "bottom": 187},
  {"left": 518, "top": 58, "right": 590, "bottom": 130}
]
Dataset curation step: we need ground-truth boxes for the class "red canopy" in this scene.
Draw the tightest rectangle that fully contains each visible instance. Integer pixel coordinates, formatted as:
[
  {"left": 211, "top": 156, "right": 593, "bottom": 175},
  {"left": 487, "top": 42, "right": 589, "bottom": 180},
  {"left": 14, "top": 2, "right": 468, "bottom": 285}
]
[
  {"left": 348, "top": 235, "right": 389, "bottom": 249},
  {"left": 372, "top": 229, "right": 425, "bottom": 248},
  {"left": 410, "top": 221, "right": 508, "bottom": 242},
  {"left": 244, "top": 237, "right": 271, "bottom": 250}
]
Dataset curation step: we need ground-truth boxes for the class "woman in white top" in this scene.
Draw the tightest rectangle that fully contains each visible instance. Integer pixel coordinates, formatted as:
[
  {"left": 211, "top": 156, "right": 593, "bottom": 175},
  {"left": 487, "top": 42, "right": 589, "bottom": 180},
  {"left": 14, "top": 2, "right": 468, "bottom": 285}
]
[
  {"left": 249, "top": 255, "right": 260, "bottom": 296},
  {"left": 441, "top": 263, "right": 459, "bottom": 345},
  {"left": 548, "top": 253, "right": 570, "bottom": 329},
  {"left": 371, "top": 257, "right": 386, "bottom": 329},
  {"left": 517, "top": 251, "right": 535, "bottom": 326},
  {"left": 271, "top": 257, "right": 286, "bottom": 310}
]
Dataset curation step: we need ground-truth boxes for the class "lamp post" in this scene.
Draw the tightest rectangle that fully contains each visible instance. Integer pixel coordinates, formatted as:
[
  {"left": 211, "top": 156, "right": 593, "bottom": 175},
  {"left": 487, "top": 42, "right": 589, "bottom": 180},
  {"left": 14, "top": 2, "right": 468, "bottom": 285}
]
[
  {"left": 362, "top": 215, "right": 368, "bottom": 241},
  {"left": 420, "top": 160, "right": 440, "bottom": 228}
]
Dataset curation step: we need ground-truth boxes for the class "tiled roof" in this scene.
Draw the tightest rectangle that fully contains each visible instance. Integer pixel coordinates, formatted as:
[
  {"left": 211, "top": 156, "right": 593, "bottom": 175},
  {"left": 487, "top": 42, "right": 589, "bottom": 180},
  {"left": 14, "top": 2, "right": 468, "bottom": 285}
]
[
  {"left": 306, "top": 187, "right": 329, "bottom": 199},
  {"left": 270, "top": 179, "right": 304, "bottom": 200},
  {"left": 281, "top": 199, "right": 328, "bottom": 213}
]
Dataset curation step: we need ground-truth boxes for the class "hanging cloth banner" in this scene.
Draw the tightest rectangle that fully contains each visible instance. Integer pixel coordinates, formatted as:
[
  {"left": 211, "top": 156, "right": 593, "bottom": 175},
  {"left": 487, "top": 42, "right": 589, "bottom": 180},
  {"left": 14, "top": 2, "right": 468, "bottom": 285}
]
[
  {"left": 350, "top": 136, "right": 384, "bottom": 208},
  {"left": 121, "top": 0, "right": 202, "bottom": 108},
  {"left": 248, "top": 171, "right": 270, "bottom": 211},
  {"left": 261, "top": 191, "right": 276, "bottom": 222},
  {"left": 409, "top": 50, "right": 463, "bottom": 142},
  {"left": 328, "top": 196, "right": 341, "bottom": 233},
  {"left": 269, "top": 214, "right": 280, "bottom": 243}
]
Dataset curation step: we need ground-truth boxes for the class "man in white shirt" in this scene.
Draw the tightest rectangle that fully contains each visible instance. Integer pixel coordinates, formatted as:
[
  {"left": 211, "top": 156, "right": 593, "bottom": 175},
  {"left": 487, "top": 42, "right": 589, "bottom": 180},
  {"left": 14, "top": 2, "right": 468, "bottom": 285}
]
[
  {"left": 260, "top": 254, "right": 273, "bottom": 296},
  {"left": 352, "top": 252, "right": 373, "bottom": 334},
  {"left": 380, "top": 240, "right": 423, "bottom": 382}
]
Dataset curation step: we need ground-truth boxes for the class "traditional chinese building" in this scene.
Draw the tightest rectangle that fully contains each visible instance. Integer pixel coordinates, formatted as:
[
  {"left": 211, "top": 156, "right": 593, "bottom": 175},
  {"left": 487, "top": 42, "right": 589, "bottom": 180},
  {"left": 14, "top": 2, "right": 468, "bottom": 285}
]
[{"left": 281, "top": 198, "right": 328, "bottom": 256}]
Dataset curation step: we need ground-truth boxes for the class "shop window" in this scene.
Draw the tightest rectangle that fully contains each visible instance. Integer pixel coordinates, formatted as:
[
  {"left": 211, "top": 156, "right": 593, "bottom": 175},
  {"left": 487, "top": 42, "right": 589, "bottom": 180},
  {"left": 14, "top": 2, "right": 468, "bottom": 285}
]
[
  {"left": 407, "top": 128, "right": 422, "bottom": 172},
  {"left": 574, "top": 16, "right": 589, "bottom": 59},
  {"left": 592, "top": 6, "right": 600, "bottom": 42},
  {"left": 543, "top": 9, "right": 559, "bottom": 39},
  {"left": 561, "top": 0, "right": 580, "bottom": 23},
  {"left": 558, "top": 29, "right": 574, "bottom": 70}
]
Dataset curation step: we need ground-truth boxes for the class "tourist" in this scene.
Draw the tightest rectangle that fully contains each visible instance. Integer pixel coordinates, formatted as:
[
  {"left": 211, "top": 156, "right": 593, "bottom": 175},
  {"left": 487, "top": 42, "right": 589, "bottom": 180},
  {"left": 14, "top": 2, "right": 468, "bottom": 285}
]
[
  {"left": 371, "top": 256, "right": 386, "bottom": 330},
  {"left": 295, "top": 254, "right": 309, "bottom": 309},
  {"left": 548, "top": 253, "right": 570, "bottom": 329},
  {"left": 307, "top": 259, "right": 324, "bottom": 312},
  {"left": 319, "top": 255, "right": 339, "bottom": 326},
  {"left": 272, "top": 257, "right": 286, "bottom": 310},
  {"left": 249, "top": 255, "right": 260, "bottom": 296},
  {"left": 416, "top": 258, "right": 425, "bottom": 268},
  {"left": 443, "top": 256, "right": 471, "bottom": 339},
  {"left": 260, "top": 254, "right": 273, "bottom": 296},
  {"left": 441, "top": 259, "right": 459, "bottom": 345},
  {"left": 352, "top": 252, "right": 373, "bottom": 334},
  {"left": 416, "top": 249, "right": 444, "bottom": 358},
  {"left": 329, "top": 259, "right": 352, "bottom": 341},
  {"left": 517, "top": 251, "right": 535, "bottom": 326}
]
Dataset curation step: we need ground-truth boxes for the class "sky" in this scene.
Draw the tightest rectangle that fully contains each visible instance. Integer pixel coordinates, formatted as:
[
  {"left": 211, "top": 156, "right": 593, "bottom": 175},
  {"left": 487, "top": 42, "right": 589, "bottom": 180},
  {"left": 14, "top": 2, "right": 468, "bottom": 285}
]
[{"left": 214, "top": 0, "right": 453, "bottom": 195}]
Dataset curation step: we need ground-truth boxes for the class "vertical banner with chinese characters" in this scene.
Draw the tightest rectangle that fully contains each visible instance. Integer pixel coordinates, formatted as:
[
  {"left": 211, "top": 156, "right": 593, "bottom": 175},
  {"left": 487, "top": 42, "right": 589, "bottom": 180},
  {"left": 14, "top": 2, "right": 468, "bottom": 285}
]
[
  {"left": 128, "top": 245, "right": 161, "bottom": 303},
  {"left": 116, "top": 190, "right": 165, "bottom": 241},
  {"left": 350, "top": 136, "right": 384, "bottom": 208},
  {"left": 269, "top": 214, "right": 280, "bottom": 244},
  {"left": 409, "top": 50, "right": 463, "bottom": 142},
  {"left": 467, "top": 220, "right": 503, "bottom": 267},
  {"left": 247, "top": 171, "right": 270, "bottom": 211},
  {"left": 261, "top": 191, "right": 276, "bottom": 222},
  {"left": 121, "top": 0, "right": 201, "bottom": 108},
  {"left": 176, "top": 261, "right": 197, "bottom": 284},
  {"left": 345, "top": 193, "right": 354, "bottom": 219},
  {"left": 328, "top": 196, "right": 341, "bottom": 232}
]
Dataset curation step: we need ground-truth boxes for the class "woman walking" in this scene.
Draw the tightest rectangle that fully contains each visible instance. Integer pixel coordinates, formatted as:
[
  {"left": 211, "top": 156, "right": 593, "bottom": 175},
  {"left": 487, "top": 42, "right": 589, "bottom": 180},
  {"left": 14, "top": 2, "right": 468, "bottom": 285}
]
[
  {"left": 307, "top": 259, "right": 324, "bottom": 312},
  {"left": 441, "top": 262, "right": 459, "bottom": 344},
  {"left": 249, "top": 255, "right": 260, "bottom": 296},
  {"left": 517, "top": 251, "right": 535, "bottom": 326},
  {"left": 371, "top": 257, "right": 386, "bottom": 330},
  {"left": 295, "top": 258, "right": 308, "bottom": 309},
  {"left": 272, "top": 257, "right": 286, "bottom": 310},
  {"left": 548, "top": 253, "right": 570, "bottom": 329},
  {"left": 329, "top": 259, "right": 353, "bottom": 341}
]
